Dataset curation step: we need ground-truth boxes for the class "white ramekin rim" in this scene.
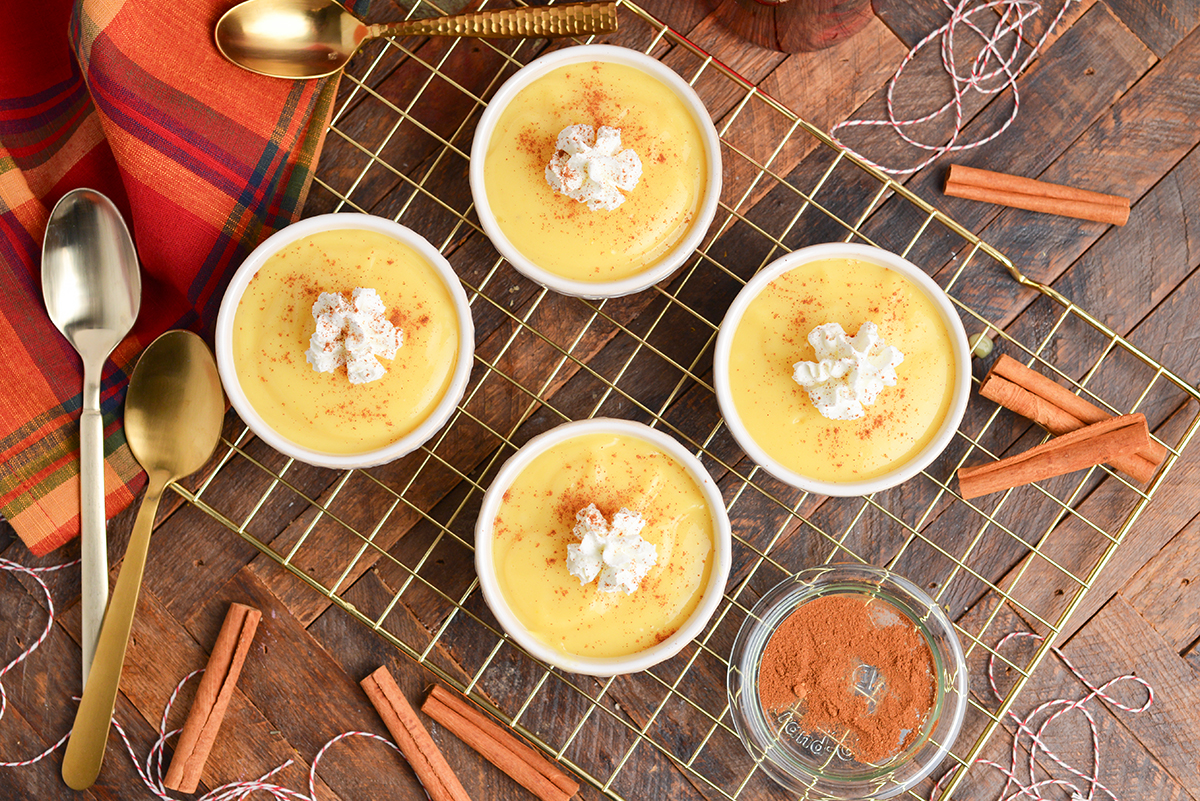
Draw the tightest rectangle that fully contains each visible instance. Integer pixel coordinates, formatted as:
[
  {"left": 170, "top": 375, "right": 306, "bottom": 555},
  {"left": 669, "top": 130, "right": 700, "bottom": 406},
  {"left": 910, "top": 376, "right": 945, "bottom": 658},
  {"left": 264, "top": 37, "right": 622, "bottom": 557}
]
[
  {"left": 474, "top": 418, "right": 733, "bottom": 677},
  {"left": 468, "top": 44, "right": 723, "bottom": 299},
  {"left": 713, "top": 243, "right": 971, "bottom": 497},
  {"left": 214, "top": 213, "right": 475, "bottom": 470}
]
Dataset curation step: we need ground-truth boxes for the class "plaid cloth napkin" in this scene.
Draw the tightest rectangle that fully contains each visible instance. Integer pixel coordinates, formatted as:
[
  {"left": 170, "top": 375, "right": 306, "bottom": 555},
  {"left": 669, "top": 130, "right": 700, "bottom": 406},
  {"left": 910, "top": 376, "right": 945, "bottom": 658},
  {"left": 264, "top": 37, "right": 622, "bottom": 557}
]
[{"left": 0, "top": 0, "right": 364, "bottom": 555}]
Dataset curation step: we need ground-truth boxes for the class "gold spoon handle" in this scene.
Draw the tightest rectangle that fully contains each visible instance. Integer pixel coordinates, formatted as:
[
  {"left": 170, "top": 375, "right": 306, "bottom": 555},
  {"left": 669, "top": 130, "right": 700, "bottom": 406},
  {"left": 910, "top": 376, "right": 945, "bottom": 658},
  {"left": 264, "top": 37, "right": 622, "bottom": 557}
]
[
  {"left": 373, "top": 1, "right": 617, "bottom": 39},
  {"left": 62, "top": 474, "right": 167, "bottom": 790}
]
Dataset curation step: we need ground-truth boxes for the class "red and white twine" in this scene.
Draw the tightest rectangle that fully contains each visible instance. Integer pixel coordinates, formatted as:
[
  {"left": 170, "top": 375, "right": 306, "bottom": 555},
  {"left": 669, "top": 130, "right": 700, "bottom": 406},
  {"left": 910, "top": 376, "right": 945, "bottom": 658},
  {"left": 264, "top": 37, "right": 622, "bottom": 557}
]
[
  {"left": 0, "top": 556, "right": 77, "bottom": 769},
  {"left": 830, "top": 0, "right": 1073, "bottom": 175},
  {"left": 0, "top": 556, "right": 417, "bottom": 800},
  {"left": 931, "top": 631, "right": 1154, "bottom": 801}
]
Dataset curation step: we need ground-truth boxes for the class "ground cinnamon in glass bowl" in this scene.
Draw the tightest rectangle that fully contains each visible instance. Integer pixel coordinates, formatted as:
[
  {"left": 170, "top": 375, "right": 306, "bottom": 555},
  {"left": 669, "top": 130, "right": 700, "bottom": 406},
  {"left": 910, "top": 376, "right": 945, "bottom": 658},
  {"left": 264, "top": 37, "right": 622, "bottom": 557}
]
[
  {"left": 758, "top": 594, "right": 936, "bottom": 764},
  {"left": 728, "top": 564, "right": 967, "bottom": 799}
]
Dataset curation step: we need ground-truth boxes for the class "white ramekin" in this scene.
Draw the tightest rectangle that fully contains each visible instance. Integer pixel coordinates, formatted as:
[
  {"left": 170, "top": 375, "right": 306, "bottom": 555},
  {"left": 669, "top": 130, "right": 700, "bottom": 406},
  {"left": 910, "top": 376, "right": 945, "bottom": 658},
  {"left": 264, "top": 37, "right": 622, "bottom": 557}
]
[
  {"left": 474, "top": 418, "right": 732, "bottom": 676},
  {"left": 469, "top": 44, "right": 723, "bottom": 299},
  {"left": 713, "top": 243, "right": 971, "bottom": 497},
  {"left": 214, "top": 213, "right": 475, "bottom": 469}
]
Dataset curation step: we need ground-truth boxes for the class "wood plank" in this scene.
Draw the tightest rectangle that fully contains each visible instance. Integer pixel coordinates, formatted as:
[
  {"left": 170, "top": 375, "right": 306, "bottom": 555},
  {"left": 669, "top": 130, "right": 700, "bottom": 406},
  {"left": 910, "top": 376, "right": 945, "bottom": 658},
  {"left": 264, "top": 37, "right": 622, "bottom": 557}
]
[
  {"left": 625, "top": 0, "right": 713, "bottom": 40},
  {"left": 988, "top": 401, "right": 1197, "bottom": 643},
  {"left": 1105, "top": 0, "right": 1200, "bottom": 57},
  {"left": 672, "top": 11, "right": 789, "bottom": 89},
  {"left": 875, "top": 0, "right": 1091, "bottom": 57},
  {"left": 307, "top": 570, "right": 597, "bottom": 801},
  {"left": 1015, "top": 0, "right": 1100, "bottom": 51},
  {"left": 951, "top": 595, "right": 1193, "bottom": 801},
  {"left": 1120, "top": 512, "right": 1200, "bottom": 653},
  {"left": 0, "top": 571, "right": 104, "bottom": 800},
  {"left": 702, "top": 15, "right": 906, "bottom": 215},
  {"left": 977, "top": 643, "right": 1190, "bottom": 801},
  {"left": 57, "top": 585, "right": 341, "bottom": 797},
  {"left": 925, "top": 17, "right": 1200, "bottom": 333},
  {"left": 0, "top": 568, "right": 173, "bottom": 799},
  {"left": 974, "top": 146, "right": 1200, "bottom": 639},
  {"left": 872, "top": 0, "right": 955, "bottom": 48},
  {"left": 139, "top": 435, "right": 335, "bottom": 625},
  {"left": 1064, "top": 594, "right": 1200, "bottom": 792},
  {"left": 905, "top": 1, "right": 1155, "bottom": 286},
  {"left": 981, "top": 392, "right": 1197, "bottom": 638},
  {"left": 0, "top": 702, "right": 102, "bottom": 800},
  {"left": 310, "top": 33, "right": 539, "bottom": 219},
  {"left": 761, "top": 15, "right": 906, "bottom": 133},
  {"left": 183, "top": 566, "right": 471, "bottom": 800}
]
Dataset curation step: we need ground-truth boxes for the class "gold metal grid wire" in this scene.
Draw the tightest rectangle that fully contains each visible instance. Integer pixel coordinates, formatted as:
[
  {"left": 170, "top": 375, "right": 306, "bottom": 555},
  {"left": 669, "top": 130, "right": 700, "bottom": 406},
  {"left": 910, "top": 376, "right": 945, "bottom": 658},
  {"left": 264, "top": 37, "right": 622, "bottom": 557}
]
[{"left": 175, "top": 3, "right": 1200, "bottom": 799}]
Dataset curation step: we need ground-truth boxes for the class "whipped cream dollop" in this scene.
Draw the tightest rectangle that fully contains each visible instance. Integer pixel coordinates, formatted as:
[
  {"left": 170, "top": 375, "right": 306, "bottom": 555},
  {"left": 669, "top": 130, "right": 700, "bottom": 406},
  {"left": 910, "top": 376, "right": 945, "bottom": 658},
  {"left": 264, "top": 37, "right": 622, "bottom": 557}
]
[
  {"left": 305, "top": 287, "right": 403, "bottom": 385},
  {"left": 792, "top": 322, "right": 904, "bottom": 420},
  {"left": 566, "top": 503, "right": 657, "bottom": 594},
  {"left": 545, "top": 124, "right": 643, "bottom": 212}
]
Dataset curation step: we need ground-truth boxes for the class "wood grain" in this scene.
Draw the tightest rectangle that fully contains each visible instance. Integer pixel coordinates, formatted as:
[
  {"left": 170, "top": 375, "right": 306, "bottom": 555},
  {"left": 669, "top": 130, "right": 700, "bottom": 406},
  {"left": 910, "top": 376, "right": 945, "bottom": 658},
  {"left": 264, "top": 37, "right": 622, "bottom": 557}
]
[
  {"left": 1105, "top": 0, "right": 1200, "bottom": 56},
  {"left": 1065, "top": 595, "right": 1200, "bottom": 793},
  {"left": 1121, "top": 513, "right": 1200, "bottom": 652},
  {"left": 952, "top": 597, "right": 1193, "bottom": 801}
]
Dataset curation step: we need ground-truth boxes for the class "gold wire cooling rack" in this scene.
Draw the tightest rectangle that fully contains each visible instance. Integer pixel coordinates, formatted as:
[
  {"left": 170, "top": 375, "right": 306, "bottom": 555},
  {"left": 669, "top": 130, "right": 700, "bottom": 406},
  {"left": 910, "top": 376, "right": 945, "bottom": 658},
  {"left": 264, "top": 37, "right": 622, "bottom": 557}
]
[{"left": 173, "top": 2, "right": 1200, "bottom": 799}]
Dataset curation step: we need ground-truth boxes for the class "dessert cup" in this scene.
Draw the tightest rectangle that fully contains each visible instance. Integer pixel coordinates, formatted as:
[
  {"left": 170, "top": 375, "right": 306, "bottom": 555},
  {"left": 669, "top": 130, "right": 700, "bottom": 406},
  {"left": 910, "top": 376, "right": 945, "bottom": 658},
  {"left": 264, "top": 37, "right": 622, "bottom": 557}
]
[
  {"left": 713, "top": 243, "right": 971, "bottom": 496},
  {"left": 727, "top": 564, "right": 967, "bottom": 799},
  {"left": 469, "top": 44, "right": 722, "bottom": 298},
  {"left": 215, "top": 213, "right": 475, "bottom": 469},
  {"left": 474, "top": 418, "right": 732, "bottom": 676}
]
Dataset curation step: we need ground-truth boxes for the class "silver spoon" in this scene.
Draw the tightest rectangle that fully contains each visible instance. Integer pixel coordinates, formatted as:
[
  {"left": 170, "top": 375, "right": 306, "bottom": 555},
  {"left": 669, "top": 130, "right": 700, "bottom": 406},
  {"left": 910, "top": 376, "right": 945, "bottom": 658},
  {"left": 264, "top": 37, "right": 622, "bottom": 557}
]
[
  {"left": 42, "top": 189, "right": 141, "bottom": 690},
  {"left": 61, "top": 330, "right": 225, "bottom": 790},
  {"left": 214, "top": 0, "right": 617, "bottom": 80}
]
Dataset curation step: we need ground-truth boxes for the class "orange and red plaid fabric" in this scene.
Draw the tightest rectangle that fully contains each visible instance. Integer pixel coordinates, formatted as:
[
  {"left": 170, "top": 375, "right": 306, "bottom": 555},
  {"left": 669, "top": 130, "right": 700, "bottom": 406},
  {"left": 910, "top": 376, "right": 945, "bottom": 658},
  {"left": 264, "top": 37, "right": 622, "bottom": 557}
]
[{"left": 0, "top": 0, "right": 360, "bottom": 554}]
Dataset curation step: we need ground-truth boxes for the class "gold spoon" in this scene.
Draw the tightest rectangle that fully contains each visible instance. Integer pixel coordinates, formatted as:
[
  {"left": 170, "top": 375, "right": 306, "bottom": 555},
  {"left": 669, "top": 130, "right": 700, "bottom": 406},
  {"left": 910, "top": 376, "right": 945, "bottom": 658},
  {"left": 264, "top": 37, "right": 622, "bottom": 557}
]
[
  {"left": 61, "top": 331, "right": 225, "bottom": 791},
  {"left": 214, "top": 0, "right": 618, "bottom": 80}
]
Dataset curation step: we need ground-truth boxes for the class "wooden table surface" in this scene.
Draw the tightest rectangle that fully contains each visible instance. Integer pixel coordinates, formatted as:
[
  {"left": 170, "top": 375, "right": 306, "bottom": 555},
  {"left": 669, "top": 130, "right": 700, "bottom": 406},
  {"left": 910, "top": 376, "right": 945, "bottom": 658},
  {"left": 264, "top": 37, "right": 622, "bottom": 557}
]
[{"left": 4, "top": 0, "right": 1200, "bottom": 798}]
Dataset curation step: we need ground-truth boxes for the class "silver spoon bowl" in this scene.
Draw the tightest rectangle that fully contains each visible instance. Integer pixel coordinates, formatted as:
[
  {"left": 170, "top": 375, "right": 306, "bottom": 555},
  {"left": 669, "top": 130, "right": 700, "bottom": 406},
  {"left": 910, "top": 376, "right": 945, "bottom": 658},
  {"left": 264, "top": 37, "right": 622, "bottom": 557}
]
[{"left": 42, "top": 188, "right": 141, "bottom": 689}]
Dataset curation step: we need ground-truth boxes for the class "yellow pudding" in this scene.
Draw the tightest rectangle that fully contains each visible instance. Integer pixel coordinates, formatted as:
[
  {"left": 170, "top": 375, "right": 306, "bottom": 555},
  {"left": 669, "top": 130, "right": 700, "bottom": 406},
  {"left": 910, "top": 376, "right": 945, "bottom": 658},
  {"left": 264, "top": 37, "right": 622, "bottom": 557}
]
[
  {"left": 482, "top": 60, "right": 708, "bottom": 282},
  {"left": 231, "top": 229, "right": 460, "bottom": 454},
  {"left": 727, "top": 257, "right": 956, "bottom": 483},
  {"left": 491, "top": 431, "right": 716, "bottom": 658}
]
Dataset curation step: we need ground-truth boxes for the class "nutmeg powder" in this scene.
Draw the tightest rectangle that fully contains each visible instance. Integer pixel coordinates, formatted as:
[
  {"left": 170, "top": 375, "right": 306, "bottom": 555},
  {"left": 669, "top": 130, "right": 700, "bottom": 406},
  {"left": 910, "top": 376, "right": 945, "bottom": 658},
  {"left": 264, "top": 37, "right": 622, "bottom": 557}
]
[{"left": 758, "top": 594, "right": 936, "bottom": 764}]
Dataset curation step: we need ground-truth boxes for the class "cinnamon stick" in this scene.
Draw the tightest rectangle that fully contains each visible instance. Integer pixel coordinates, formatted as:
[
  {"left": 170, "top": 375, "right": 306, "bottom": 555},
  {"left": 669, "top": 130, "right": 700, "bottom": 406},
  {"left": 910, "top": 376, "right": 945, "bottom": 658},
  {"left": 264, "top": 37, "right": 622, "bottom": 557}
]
[
  {"left": 361, "top": 667, "right": 472, "bottom": 801},
  {"left": 422, "top": 685, "right": 579, "bottom": 801},
  {"left": 988, "top": 354, "right": 1168, "bottom": 464},
  {"left": 945, "top": 164, "right": 1130, "bottom": 226},
  {"left": 948, "top": 164, "right": 1129, "bottom": 207},
  {"left": 979, "top": 373, "right": 1159, "bottom": 484},
  {"left": 957, "top": 414, "right": 1150, "bottom": 499},
  {"left": 163, "top": 603, "right": 261, "bottom": 793}
]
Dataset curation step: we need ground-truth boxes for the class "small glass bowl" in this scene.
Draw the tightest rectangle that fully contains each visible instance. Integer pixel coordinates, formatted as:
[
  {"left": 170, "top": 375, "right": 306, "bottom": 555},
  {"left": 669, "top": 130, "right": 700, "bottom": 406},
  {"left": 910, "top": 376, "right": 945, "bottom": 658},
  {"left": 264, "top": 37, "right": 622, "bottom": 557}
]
[{"left": 727, "top": 564, "right": 967, "bottom": 800}]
